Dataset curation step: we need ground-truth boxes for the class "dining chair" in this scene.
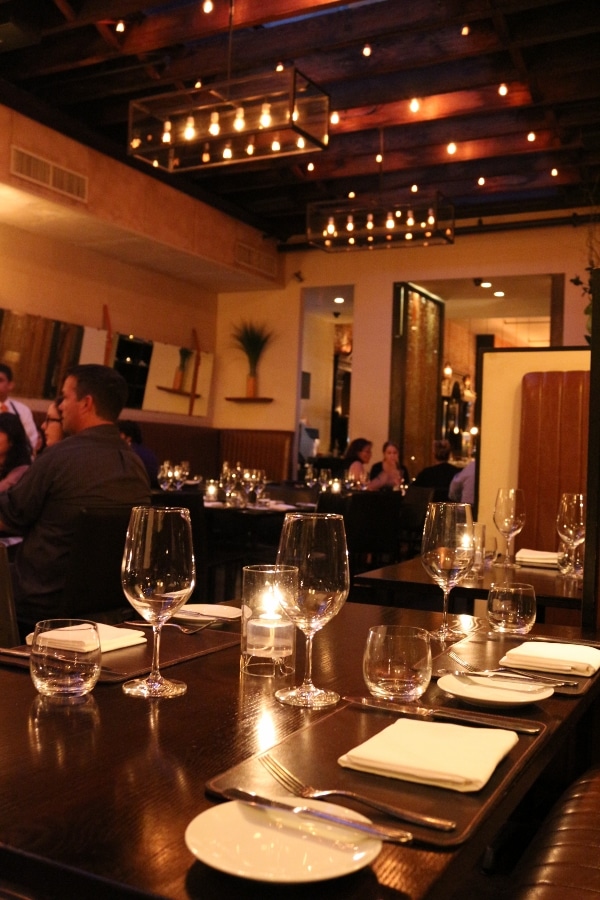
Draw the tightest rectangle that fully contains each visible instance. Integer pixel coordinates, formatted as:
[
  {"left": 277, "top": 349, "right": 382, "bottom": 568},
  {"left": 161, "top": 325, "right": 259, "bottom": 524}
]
[
  {"left": 343, "top": 491, "right": 404, "bottom": 576},
  {"left": 0, "top": 544, "right": 19, "bottom": 647},
  {"left": 397, "top": 485, "right": 435, "bottom": 560},
  {"left": 60, "top": 507, "right": 134, "bottom": 622}
]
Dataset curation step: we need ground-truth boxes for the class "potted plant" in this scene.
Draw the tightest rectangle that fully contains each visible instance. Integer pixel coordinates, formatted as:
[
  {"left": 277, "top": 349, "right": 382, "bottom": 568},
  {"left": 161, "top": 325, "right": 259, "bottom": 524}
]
[{"left": 232, "top": 321, "right": 274, "bottom": 397}]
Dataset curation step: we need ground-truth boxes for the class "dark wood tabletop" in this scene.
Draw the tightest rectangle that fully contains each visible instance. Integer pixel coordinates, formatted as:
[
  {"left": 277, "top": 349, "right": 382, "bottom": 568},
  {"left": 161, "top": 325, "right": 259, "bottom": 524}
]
[
  {"left": 0, "top": 602, "right": 598, "bottom": 900},
  {"left": 353, "top": 556, "right": 583, "bottom": 615}
]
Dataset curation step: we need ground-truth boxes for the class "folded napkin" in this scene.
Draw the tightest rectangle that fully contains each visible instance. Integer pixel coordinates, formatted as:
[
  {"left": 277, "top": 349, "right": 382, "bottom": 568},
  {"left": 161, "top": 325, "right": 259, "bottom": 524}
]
[
  {"left": 27, "top": 623, "right": 147, "bottom": 654},
  {"left": 500, "top": 641, "right": 600, "bottom": 676},
  {"left": 515, "top": 549, "right": 559, "bottom": 568},
  {"left": 338, "top": 719, "right": 518, "bottom": 792}
]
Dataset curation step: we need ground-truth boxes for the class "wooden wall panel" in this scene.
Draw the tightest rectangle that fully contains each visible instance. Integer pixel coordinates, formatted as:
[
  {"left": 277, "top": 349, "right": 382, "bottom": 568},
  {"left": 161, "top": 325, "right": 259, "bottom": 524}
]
[{"left": 518, "top": 371, "right": 589, "bottom": 553}]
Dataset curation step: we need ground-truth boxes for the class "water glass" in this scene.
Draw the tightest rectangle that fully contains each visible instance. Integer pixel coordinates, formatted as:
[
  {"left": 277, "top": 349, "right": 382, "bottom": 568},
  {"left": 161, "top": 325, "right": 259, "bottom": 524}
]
[
  {"left": 241, "top": 565, "right": 297, "bottom": 677},
  {"left": 464, "top": 522, "right": 486, "bottom": 580},
  {"left": 363, "top": 625, "right": 432, "bottom": 702},
  {"left": 30, "top": 619, "right": 101, "bottom": 697},
  {"left": 487, "top": 583, "right": 536, "bottom": 634}
]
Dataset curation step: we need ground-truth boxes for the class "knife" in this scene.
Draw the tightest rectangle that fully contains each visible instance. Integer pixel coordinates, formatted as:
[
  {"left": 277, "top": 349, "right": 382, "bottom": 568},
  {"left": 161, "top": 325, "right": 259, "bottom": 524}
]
[
  {"left": 221, "top": 788, "right": 413, "bottom": 844},
  {"left": 343, "top": 696, "right": 542, "bottom": 735}
]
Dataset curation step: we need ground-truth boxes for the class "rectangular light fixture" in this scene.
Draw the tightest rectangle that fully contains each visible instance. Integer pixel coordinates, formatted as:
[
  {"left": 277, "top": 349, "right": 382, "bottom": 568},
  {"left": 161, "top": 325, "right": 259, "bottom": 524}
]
[
  {"left": 306, "top": 193, "right": 455, "bottom": 251},
  {"left": 128, "top": 68, "right": 329, "bottom": 172}
]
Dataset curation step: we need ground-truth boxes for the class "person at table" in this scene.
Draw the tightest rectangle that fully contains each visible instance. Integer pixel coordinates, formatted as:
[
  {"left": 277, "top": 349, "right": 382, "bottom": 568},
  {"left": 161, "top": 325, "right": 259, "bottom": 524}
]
[
  {"left": 118, "top": 419, "right": 159, "bottom": 487},
  {"left": 449, "top": 458, "right": 476, "bottom": 505},
  {"left": 368, "top": 440, "right": 409, "bottom": 491},
  {"left": 413, "top": 439, "right": 461, "bottom": 502},
  {"left": 39, "top": 399, "right": 64, "bottom": 451},
  {"left": 0, "top": 364, "right": 151, "bottom": 636},
  {"left": 0, "top": 364, "right": 39, "bottom": 456},
  {"left": 0, "top": 413, "right": 31, "bottom": 493},
  {"left": 342, "top": 438, "right": 373, "bottom": 486}
]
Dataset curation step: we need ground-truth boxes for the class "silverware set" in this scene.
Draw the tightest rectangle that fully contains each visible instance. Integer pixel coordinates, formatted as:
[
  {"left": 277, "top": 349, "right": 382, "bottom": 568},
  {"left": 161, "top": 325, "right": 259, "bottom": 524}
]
[{"left": 446, "top": 649, "right": 578, "bottom": 688}]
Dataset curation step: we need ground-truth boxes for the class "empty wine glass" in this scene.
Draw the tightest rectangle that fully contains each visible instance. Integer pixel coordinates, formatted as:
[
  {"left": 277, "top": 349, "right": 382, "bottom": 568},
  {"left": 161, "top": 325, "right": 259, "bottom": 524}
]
[
  {"left": 421, "top": 502, "right": 474, "bottom": 641},
  {"left": 493, "top": 488, "right": 526, "bottom": 568},
  {"left": 556, "top": 492, "right": 586, "bottom": 577},
  {"left": 121, "top": 506, "right": 196, "bottom": 698},
  {"left": 274, "top": 512, "right": 350, "bottom": 708}
]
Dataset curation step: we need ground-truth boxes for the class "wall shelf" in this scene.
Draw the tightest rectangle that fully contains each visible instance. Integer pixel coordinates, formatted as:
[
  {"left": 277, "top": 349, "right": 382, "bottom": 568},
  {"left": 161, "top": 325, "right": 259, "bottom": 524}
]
[
  {"left": 157, "top": 386, "right": 201, "bottom": 398},
  {"left": 225, "top": 397, "right": 273, "bottom": 403}
]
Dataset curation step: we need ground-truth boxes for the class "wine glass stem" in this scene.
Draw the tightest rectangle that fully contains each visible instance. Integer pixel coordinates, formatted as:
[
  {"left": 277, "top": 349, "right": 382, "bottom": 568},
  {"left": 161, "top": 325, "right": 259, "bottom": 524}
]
[
  {"left": 149, "top": 624, "right": 164, "bottom": 687},
  {"left": 441, "top": 588, "right": 451, "bottom": 636},
  {"left": 506, "top": 534, "right": 514, "bottom": 566},
  {"left": 300, "top": 632, "right": 316, "bottom": 690}
]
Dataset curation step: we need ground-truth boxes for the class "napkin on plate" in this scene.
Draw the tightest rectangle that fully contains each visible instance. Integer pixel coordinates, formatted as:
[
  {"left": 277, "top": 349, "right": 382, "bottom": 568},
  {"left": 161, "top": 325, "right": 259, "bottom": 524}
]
[
  {"left": 515, "top": 549, "right": 558, "bottom": 569},
  {"left": 27, "top": 623, "right": 147, "bottom": 654},
  {"left": 500, "top": 641, "right": 600, "bottom": 676},
  {"left": 515, "top": 549, "right": 559, "bottom": 568},
  {"left": 338, "top": 719, "right": 518, "bottom": 792}
]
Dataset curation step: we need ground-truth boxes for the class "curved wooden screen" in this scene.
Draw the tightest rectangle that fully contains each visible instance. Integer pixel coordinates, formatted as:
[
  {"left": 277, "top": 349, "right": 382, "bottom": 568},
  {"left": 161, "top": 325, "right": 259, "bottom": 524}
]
[{"left": 518, "top": 370, "right": 589, "bottom": 553}]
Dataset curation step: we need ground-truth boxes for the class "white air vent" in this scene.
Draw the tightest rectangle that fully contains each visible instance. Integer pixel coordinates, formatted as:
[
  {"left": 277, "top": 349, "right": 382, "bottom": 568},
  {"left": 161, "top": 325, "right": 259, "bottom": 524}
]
[
  {"left": 235, "top": 241, "right": 278, "bottom": 278},
  {"left": 10, "top": 146, "right": 88, "bottom": 203}
]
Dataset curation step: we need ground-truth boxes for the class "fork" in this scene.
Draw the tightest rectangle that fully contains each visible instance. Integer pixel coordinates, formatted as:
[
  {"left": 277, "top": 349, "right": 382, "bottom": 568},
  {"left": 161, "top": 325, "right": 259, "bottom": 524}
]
[
  {"left": 447, "top": 649, "right": 578, "bottom": 687},
  {"left": 258, "top": 753, "right": 456, "bottom": 832},
  {"left": 123, "top": 620, "right": 212, "bottom": 635}
]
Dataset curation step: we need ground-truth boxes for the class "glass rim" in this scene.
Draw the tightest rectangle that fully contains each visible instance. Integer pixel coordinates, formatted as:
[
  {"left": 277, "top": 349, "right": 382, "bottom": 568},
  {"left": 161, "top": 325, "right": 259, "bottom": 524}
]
[
  {"left": 489, "top": 582, "right": 535, "bottom": 591},
  {"left": 242, "top": 564, "right": 299, "bottom": 573},
  {"left": 367, "top": 624, "right": 431, "bottom": 639}
]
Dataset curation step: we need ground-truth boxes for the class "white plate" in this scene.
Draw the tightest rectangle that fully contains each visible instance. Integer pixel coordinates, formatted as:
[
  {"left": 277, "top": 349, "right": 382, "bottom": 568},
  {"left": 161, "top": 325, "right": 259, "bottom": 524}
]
[
  {"left": 173, "top": 604, "right": 242, "bottom": 623},
  {"left": 438, "top": 674, "right": 554, "bottom": 708},
  {"left": 185, "top": 799, "right": 381, "bottom": 882}
]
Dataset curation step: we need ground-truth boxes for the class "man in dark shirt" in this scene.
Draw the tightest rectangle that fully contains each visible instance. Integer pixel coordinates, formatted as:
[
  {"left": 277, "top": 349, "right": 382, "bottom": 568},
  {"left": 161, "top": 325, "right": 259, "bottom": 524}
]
[
  {"left": 413, "top": 439, "right": 461, "bottom": 502},
  {"left": 0, "top": 364, "right": 151, "bottom": 633}
]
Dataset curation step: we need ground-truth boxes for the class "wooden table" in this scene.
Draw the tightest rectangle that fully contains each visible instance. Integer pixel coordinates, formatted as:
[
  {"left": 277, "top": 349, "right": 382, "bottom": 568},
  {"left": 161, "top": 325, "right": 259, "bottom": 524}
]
[
  {"left": 353, "top": 556, "right": 583, "bottom": 620},
  {"left": 0, "top": 603, "right": 598, "bottom": 899}
]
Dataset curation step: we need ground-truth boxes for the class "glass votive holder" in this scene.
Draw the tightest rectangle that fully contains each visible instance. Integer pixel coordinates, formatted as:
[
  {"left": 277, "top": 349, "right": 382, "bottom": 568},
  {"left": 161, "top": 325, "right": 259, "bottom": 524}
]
[
  {"left": 204, "top": 479, "right": 219, "bottom": 500},
  {"left": 30, "top": 619, "right": 102, "bottom": 697},
  {"left": 240, "top": 565, "right": 297, "bottom": 677}
]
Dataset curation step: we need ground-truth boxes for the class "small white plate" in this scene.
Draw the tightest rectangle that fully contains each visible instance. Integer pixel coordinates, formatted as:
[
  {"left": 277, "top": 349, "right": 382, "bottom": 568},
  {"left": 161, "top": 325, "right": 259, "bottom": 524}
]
[
  {"left": 185, "top": 799, "right": 381, "bottom": 882},
  {"left": 438, "top": 674, "right": 554, "bottom": 708},
  {"left": 173, "top": 604, "right": 242, "bottom": 623}
]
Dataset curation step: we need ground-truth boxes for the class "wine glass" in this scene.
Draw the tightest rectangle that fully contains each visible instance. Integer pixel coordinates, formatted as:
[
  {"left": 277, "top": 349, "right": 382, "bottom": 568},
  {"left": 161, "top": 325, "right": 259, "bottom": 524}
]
[
  {"left": 121, "top": 506, "right": 196, "bottom": 698},
  {"left": 556, "top": 492, "right": 586, "bottom": 576},
  {"left": 274, "top": 512, "right": 350, "bottom": 708},
  {"left": 421, "top": 502, "right": 474, "bottom": 641},
  {"left": 493, "top": 488, "right": 526, "bottom": 568}
]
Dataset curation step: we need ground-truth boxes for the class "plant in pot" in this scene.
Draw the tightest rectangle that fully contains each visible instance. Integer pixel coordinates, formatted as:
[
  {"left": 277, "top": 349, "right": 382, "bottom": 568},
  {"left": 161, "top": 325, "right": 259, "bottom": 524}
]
[{"left": 232, "top": 321, "right": 274, "bottom": 398}]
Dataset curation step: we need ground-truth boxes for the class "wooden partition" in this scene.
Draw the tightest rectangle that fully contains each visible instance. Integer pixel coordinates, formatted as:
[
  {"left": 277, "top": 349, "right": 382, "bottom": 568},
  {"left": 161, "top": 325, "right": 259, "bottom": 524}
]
[{"left": 518, "top": 370, "right": 589, "bottom": 552}]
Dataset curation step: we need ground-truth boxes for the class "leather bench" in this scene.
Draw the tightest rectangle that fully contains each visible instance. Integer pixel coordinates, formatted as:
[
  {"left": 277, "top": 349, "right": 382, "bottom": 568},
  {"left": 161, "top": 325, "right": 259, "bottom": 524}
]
[{"left": 511, "top": 765, "right": 600, "bottom": 897}]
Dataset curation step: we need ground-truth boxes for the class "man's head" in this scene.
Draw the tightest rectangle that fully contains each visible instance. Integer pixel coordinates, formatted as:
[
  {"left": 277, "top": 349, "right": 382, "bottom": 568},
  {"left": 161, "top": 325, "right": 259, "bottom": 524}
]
[
  {"left": 433, "top": 439, "right": 452, "bottom": 462},
  {"left": 0, "top": 364, "right": 15, "bottom": 403},
  {"left": 59, "top": 365, "right": 129, "bottom": 436}
]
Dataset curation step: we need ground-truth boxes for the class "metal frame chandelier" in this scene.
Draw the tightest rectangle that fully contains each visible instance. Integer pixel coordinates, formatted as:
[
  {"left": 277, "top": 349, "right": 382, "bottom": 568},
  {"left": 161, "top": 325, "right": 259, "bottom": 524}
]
[
  {"left": 128, "top": 68, "right": 329, "bottom": 172},
  {"left": 306, "top": 193, "right": 455, "bottom": 251},
  {"left": 127, "top": 1, "right": 328, "bottom": 172}
]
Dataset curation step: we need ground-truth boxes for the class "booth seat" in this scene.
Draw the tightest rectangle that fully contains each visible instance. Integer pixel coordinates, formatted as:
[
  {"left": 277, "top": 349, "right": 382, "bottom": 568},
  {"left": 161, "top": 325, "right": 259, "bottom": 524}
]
[{"left": 32, "top": 411, "right": 294, "bottom": 483}]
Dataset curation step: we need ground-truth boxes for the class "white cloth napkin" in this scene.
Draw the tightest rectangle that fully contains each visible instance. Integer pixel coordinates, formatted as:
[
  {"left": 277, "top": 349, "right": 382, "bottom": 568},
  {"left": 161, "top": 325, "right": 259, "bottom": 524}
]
[
  {"left": 500, "top": 641, "right": 600, "bottom": 676},
  {"left": 27, "top": 623, "right": 147, "bottom": 654},
  {"left": 515, "top": 549, "right": 559, "bottom": 568},
  {"left": 338, "top": 719, "right": 518, "bottom": 792}
]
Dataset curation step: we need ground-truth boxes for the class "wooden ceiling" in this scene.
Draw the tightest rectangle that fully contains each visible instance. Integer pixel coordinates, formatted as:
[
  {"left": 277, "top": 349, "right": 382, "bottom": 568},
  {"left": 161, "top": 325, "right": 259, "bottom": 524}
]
[{"left": 1, "top": 0, "right": 599, "bottom": 247}]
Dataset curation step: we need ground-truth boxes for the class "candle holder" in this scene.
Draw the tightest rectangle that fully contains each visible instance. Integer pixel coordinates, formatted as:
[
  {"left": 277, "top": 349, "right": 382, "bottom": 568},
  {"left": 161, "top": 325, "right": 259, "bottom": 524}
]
[{"left": 240, "top": 565, "right": 297, "bottom": 677}]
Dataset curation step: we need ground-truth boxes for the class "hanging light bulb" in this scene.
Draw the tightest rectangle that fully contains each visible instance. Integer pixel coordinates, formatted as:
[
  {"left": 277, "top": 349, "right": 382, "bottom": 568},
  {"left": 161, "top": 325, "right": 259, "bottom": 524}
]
[
  {"left": 202, "top": 0, "right": 214, "bottom": 12},
  {"left": 233, "top": 108, "right": 245, "bottom": 132},
  {"left": 326, "top": 217, "right": 336, "bottom": 235},
  {"left": 427, "top": 208, "right": 435, "bottom": 225},
  {"left": 183, "top": 116, "right": 196, "bottom": 140},
  {"left": 385, "top": 212, "right": 395, "bottom": 229},
  {"left": 409, "top": 97, "right": 420, "bottom": 113},
  {"left": 222, "top": 142, "right": 232, "bottom": 160},
  {"left": 115, "top": 20, "right": 125, "bottom": 33},
  {"left": 201, "top": 143, "right": 210, "bottom": 163},
  {"left": 209, "top": 111, "right": 220, "bottom": 136},
  {"left": 346, "top": 215, "right": 354, "bottom": 232},
  {"left": 366, "top": 213, "right": 374, "bottom": 230},
  {"left": 260, "top": 103, "right": 272, "bottom": 128},
  {"left": 406, "top": 209, "right": 415, "bottom": 226},
  {"left": 330, "top": 111, "right": 340, "bottom": 125},
  {"left": 292, "top": 105, "right": 299, "bottom": 122},
  {"left": 296, "top": 135, "right": 305, "bottom": 149},
  {"left": 246, "top": 137, "right": 255, "bottom": 155},
  {"left": 161, "top": 120, "right": 172, "bottom": 143},
  {"left": 271, "top": 136, "right": 281, "bottom": 152}
]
